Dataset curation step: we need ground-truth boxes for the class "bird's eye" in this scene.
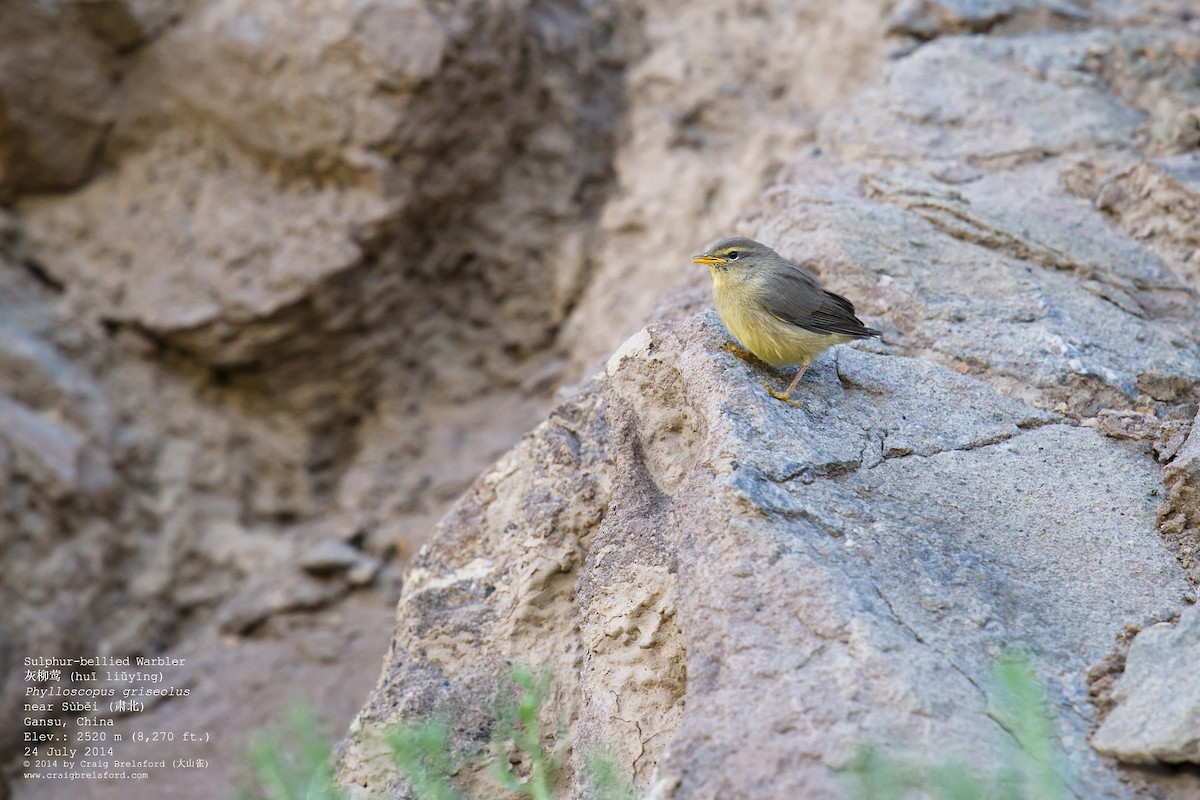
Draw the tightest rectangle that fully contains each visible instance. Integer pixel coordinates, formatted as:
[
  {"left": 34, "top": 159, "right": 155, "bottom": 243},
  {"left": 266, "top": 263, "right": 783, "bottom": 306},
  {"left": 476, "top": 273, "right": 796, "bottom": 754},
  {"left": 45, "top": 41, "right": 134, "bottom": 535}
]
[{"left": 727, "top": 251, "right": 740, "bottom": 260}]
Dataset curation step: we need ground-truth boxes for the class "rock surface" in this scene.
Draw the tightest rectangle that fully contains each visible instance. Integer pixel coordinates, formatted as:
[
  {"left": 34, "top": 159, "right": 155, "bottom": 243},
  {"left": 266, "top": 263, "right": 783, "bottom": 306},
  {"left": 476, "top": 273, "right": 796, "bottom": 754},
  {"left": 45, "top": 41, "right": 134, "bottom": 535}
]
[
  {"left": 3, "top": 0, "right": 1200, "bottom": 799},
  {"left": 340, "top": 311, "right": 1194, "bottom": 798},
  {"left": 2, "top": 0, "right": 890, "bottom": 796},
  {"left": 1092, "top": 411, "right": 1200, "bottom": 765},
  {"left": 339, "top": 2, "right": 1200, "bottom": 799},
  {"left": 1092, "top": 600, "right": 1200, "bottom": 765}
]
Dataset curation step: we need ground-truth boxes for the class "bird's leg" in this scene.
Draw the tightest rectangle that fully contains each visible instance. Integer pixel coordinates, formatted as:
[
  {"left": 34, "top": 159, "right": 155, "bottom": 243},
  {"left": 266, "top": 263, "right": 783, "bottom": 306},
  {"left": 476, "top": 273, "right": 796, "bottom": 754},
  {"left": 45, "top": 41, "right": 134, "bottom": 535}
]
[
  {"left": 762, "top": 361, "right": 810, "bottom": 408},
  {"left": 720, "top": 340, "right": 767, "bottom": 367},
  {"left": 782, "top": 362, "right": 810, "bottom": 397}
]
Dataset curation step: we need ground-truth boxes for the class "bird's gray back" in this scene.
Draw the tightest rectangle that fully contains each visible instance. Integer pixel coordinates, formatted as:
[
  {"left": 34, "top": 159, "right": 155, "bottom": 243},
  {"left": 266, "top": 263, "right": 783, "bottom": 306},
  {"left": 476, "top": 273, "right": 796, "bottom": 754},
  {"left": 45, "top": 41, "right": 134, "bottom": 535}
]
[{"left": 760, "top": 257, "right": 879, "bottom": 339}]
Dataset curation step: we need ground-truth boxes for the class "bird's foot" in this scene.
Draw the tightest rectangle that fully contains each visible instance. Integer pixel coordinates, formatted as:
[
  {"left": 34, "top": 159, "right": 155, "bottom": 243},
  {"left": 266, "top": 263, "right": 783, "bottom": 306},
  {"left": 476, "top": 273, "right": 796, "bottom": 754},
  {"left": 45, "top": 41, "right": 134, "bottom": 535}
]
[
  {"left": 721, "top": 341, "right": 766, "bottom": 367},
  {"left": 760, "top": 380, "right": 804, "bottom": 408}
]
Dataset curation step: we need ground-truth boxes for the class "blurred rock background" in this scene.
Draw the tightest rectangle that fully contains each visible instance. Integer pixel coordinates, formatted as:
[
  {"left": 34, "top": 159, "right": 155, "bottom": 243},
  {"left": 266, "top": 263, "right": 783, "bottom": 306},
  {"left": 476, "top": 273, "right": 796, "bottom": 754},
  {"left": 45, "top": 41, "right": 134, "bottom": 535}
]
[{"left": 1, "top": 0, "right": 1198, "bottom": 799}]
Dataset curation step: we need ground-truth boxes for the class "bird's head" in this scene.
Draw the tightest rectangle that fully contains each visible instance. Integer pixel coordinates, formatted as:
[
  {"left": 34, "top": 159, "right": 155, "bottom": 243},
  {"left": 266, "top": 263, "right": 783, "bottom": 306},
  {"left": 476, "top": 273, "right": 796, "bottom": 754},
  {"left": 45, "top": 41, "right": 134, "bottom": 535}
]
[{"left": 691, "top": 237, "right": 776, "bottom": 274}]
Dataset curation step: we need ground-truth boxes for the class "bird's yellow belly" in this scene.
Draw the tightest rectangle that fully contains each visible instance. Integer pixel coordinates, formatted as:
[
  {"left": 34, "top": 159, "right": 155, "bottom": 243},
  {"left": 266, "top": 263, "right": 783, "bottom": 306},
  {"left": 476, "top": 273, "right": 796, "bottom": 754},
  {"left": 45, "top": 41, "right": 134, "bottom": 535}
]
[{"left": 714, "top": 286, "right": 847, "bottom": 367}]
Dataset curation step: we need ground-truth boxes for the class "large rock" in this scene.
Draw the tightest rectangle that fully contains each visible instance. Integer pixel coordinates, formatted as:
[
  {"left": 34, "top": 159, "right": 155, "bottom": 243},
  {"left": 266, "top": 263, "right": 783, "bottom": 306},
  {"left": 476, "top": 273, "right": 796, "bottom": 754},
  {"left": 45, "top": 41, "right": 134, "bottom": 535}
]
[
  {"left": 8, "top": 0, "right": 634, "bottom": 633},
  {"left": 1091, "top": 412, "right": 1200, "bottom": 765},
  {"left": 18, "top": 0, "right": 622, "bottom": 367},
  {"left": 0, "top": 2, "right": 118, "bottom": 198},
  {"left": 3, "top": 0, "right": 1200, "bottom": 798},
  {"left": 340, "top": 311, "right": 1191, "bottom": 798},
  {"left": 0, "top": 0, "right": 902, "bottom": 663},
  {"left": 1092, "top": 600, "right": 1200, "bottom": 765},
  {"left": 1, "top": 0, "right": 899, "bottom": 790},
  {"left": 339, "top": 4, "right": 1200, "bottom": 799}
]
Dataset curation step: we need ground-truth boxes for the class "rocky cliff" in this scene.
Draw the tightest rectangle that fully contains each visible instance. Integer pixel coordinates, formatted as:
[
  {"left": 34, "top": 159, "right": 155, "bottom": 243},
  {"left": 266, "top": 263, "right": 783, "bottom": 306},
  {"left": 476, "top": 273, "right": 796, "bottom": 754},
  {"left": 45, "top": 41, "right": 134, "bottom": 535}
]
[
  {"left": 337, "top": 2, "right": 1200, "bottom": 799},
  {"left": 2, "top": 0, "right": 886, "bottom": 796},
  {"left": 2, "top": 0, "right": 1199, "bottom": 799}
]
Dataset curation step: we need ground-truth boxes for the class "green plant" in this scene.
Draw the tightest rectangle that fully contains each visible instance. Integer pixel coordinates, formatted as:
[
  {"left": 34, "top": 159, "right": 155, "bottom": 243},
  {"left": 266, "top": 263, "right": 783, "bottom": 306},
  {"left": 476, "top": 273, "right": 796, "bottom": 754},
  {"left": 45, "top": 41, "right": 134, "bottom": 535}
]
[
  {"left": 986, "top": 653, "right": 1063, "bottom": 800},
  {"left": 842, "top": 651, "right": 1069, "bottom": 800},
  {"left": 238, "top": 667, "right": 635, "bottom": 800},
  {"left": 386, "top": 665, "right": 634, "bottom": 800},
  {"left": 489, "top": 666, "right": 562, "bottom": 800},
  {"left": 582, "top": 749, "right": 637, "bottom": 800},
  {"left": 238, "top": 704, "right": 346, "bottom": 800},
  {"left": 386, "top": 717, "right": 464, "bottom": 800}
]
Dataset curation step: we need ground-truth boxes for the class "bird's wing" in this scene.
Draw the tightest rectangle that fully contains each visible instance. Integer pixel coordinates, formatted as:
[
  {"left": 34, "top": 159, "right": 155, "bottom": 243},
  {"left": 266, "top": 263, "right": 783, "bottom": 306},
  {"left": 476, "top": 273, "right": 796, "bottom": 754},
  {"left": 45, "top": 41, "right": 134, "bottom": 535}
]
[{"left": 760, "top": 262, "right": 879, "bottom": 338}]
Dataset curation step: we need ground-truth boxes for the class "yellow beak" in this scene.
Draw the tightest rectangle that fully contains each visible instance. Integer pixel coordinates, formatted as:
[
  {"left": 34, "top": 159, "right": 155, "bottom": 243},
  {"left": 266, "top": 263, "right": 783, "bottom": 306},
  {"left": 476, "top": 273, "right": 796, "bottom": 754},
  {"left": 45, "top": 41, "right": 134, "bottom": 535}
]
[{"left": 692, "top": 255, "right": 723, "bottom": 265}]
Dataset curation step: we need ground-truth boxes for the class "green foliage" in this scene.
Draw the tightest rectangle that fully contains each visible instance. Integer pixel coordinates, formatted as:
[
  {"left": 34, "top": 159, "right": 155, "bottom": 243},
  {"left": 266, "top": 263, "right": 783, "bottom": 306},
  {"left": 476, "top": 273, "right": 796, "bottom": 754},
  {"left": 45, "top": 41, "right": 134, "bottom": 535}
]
[
  {"left": 842, "top": 651, "right": 1069, "bottom": 800},
  {"left": 238, "top": 667, "right": 634, "bottom": 800},
  {"left": 238, "top": 704, "right": 346, "bottom": 800},
  {"left": 385, "top": 665, "right": 633, "bottom": 800},
  {"left": 488, "top": 666, "right": 562, "bottom": 799},
  {"left": 241, "top": 655, "right": 1061, "bottom": 800},
  {"left": 386, "top": 717, "right": 465, "bottom": 800},
  {"left": 986, "top": 654, "right": 1064, "bottom": 800},
  {"left": 581, "top": 749, "right": 637, "bottom": 800}
]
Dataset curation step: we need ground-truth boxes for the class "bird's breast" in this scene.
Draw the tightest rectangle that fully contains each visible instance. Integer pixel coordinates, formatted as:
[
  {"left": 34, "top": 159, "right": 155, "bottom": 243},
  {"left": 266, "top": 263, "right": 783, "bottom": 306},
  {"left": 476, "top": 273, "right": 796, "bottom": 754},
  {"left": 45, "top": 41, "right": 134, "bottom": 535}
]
[{"left": 711, "top": 272, "right": 845, "bottom": 366}]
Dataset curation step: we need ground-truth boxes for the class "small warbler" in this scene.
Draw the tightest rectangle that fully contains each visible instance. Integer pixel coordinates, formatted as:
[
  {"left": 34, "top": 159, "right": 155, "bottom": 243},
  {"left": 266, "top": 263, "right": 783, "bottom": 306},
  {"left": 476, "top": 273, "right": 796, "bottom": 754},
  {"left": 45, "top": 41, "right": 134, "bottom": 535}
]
[{"left": 693, "top": 237, "right": 880, "bottom": 405}]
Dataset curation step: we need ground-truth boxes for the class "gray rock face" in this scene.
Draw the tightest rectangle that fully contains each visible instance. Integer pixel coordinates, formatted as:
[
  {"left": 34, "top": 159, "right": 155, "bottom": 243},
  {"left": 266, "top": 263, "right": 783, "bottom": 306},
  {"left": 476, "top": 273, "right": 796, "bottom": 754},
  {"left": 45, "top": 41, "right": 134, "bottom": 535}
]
[
  {"left": 340, "top": 3, "right": 1200, "bottom": 799},
  {"left": 1092, "top": 413, "right": 1200, "bottom": 765},
  {"left": 0, "top": 0, "right": 892, "bottom": 648},
  {"left": 2, "top": 0, "right": 1200, "bottom": 798},
  {"left": 1092, "top": 601, "right": 1200, "bottom": 764},
  {"left": 888, "top": 0, "right": 1090, "bottom": 40},
  {"left": 0, "top": 0, "right": 896, "bottom": 789},
  {"left": 0, "top": 0, "right": 902, "bottom": 786},
  {"left": 341, "top": 312, "right": 1191, "bottom": 798}
]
